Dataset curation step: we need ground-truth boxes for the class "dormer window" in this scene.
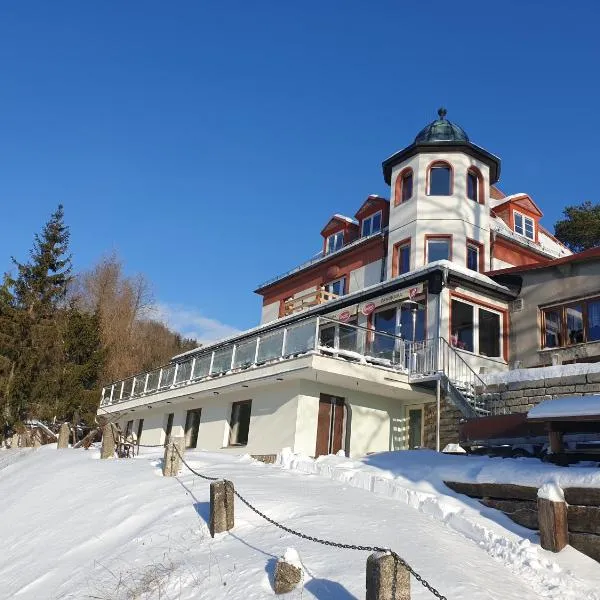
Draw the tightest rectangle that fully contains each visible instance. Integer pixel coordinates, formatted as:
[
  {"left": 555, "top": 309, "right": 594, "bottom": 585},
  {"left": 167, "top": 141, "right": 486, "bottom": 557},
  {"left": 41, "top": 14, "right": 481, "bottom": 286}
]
[
  {"left": 427, "top": 162, "right": 452, "bottom": 196},
  {"left": 467, "top": 168, "right": 482, "bottom": 203},
  {"left": 361, "top": 211, "right": 382, "bottom": 237},
  {"left": 325, "top": 231, "right": 344, "bottom": 254},
  {"left": 514, "top": 211, "right": 535, "bottom": 240}
]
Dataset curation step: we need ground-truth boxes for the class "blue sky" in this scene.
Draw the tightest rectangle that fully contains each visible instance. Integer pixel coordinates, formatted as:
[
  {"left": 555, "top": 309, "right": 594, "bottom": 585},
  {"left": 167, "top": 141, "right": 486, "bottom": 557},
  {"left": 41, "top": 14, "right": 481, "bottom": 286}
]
[{"left": 0, "top": 1, "right": 598, "bottom": 342}]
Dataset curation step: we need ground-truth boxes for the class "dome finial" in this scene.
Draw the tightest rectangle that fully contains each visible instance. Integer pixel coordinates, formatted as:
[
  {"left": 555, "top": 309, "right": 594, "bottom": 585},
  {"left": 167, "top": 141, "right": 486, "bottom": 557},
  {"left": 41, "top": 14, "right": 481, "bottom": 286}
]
[{"left": 438, "top": 107, "right": 447, "bottom": 120}]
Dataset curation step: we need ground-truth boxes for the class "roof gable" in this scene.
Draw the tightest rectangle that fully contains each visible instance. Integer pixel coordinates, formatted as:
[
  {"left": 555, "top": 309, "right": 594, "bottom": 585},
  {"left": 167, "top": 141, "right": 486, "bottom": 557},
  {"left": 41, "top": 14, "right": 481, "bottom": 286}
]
[
  {"left": 320, "top": 215, "right": 358, "bottom": 237},
  {"left": 354, "top": 195, "right": 389, "bottom": 220}
]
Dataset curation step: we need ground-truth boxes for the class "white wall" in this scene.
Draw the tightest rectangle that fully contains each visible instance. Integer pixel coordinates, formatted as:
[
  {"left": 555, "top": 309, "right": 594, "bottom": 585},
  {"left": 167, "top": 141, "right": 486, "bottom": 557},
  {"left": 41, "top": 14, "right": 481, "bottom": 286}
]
[
  {"left": 261, "top": 301, "right": 280, "bottom": 324},
  {"left": 348, "top": 259, "right": 383, "bottom": 293},
  {"left": 387, "top": 151, "right": 492, "bottom": 279}
]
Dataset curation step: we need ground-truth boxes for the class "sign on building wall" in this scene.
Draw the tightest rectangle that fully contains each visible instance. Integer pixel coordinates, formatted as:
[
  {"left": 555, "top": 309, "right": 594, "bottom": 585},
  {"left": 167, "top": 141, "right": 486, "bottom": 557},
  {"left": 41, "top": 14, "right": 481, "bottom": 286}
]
[{"left": 326, "top": 283, "right": 424, "bottom": 321}]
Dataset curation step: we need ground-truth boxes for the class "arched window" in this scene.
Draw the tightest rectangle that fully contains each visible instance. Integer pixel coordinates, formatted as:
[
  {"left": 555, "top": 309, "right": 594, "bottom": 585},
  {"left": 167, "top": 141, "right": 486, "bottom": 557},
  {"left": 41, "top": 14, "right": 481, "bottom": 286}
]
[
  {"left": 467, "top": 167, "right": 483, "bottom": 203},
  {"left": 427, "top": 161, "right": 452, "bottom": 196},
  {"left": 394, "top": 168, "right": 414, "bottom": 206}
]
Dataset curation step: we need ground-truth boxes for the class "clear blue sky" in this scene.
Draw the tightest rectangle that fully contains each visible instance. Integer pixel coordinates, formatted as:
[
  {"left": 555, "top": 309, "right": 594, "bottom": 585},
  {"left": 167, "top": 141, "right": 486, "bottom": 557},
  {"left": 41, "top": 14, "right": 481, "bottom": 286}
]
[{"left": 1, "top": 1, "right": 598, "bottom": 342}]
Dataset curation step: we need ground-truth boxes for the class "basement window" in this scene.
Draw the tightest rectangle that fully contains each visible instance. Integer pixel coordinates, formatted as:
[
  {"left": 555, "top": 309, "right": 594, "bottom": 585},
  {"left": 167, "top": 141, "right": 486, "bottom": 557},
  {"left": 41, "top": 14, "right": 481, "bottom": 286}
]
[{"left": 229, "top": 400, "right": 252, "bottom": 446}]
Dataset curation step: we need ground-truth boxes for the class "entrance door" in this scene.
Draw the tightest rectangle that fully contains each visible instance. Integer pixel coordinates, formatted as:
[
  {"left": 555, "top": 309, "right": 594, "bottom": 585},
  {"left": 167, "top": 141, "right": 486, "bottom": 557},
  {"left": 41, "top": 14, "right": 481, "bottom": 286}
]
[
  {"left": 408, "top": 408, "right": 423, "bottom": 448},
  {"left": 184, "top": 409, "right": 202, "bottom": 449},
  {"left": 315, "top": 394, "right": 346, "bottom": 457}
]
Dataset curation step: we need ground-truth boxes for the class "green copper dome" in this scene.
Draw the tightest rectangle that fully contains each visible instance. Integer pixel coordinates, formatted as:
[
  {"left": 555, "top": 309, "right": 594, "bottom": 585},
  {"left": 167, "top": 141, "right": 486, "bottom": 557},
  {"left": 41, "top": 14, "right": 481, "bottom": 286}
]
[{"left": 414, "top": 108, "right": 469, "bottom": 144}]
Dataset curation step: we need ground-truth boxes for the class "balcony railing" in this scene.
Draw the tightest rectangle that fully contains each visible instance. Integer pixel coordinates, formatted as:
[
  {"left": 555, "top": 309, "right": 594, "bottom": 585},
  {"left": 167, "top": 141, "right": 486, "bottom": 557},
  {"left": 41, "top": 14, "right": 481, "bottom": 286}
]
[
  {"left": 283, "top": 288, "right": 339, "bottom": 316},
  {"left": 99, "top": 317, "right": 424, "bottom": 408},
  {"left": 99, "top": 317, "right": 493, "bottom": 417}
]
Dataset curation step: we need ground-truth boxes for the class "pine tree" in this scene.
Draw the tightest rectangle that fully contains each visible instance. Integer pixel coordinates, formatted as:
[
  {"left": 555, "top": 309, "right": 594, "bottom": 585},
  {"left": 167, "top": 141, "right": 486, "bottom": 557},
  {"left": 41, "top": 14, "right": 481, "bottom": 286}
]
[{"left": 554, "top": 201, "right": 600, "bottom": 252}]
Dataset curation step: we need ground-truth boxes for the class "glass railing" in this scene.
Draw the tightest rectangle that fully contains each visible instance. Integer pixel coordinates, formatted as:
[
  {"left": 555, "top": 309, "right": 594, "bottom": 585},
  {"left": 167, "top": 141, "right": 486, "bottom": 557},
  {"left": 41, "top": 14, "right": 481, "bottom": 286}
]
[{"left": 100, "top": 316, "right": 416, "bottom": 407}]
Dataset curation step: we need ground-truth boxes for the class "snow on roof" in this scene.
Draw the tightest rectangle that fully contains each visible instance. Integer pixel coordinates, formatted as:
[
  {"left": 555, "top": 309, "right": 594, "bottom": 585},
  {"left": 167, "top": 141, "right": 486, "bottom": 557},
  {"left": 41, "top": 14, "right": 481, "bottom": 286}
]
[
  {"left": 528, "top": 395, "right": 600, "bottom": 420},
  {"left": 332, "top": 213, "right": 358, "bottom": 225},
  {"left": 483, "top": 363, "right": 600, "bottom": 385}
]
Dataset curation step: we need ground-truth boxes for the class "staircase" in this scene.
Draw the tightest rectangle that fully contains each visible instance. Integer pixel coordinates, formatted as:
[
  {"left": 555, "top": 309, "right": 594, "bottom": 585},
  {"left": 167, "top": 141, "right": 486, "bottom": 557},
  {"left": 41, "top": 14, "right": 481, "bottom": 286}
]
[{"left": 405, "top": 338, "right": 490, "bottom": 418}]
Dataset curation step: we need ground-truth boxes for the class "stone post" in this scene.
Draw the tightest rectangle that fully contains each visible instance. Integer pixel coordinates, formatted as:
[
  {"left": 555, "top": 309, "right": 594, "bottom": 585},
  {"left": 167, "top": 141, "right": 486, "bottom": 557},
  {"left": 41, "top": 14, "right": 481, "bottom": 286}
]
[
  {"left": 162, "top": 436, "right": 185, "bottom": 477},
  {"left": 366, "top": 552, "right": 410, "bottom": 600},
  {"left": 57, "top": 422, "right": 70, "bottom": 449},
  {"left": 101, "top": 423, "right": 117, "bottom": 459},
  {"left": 209, "top": 479, "right": 235, "bottom": 537}
]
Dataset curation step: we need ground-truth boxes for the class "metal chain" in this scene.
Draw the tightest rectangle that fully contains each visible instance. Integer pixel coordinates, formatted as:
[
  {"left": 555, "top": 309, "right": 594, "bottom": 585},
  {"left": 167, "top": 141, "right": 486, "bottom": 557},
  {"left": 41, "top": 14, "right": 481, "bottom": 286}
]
[{"left": 172, "top": 446, "right": 447, "bottom": 599}]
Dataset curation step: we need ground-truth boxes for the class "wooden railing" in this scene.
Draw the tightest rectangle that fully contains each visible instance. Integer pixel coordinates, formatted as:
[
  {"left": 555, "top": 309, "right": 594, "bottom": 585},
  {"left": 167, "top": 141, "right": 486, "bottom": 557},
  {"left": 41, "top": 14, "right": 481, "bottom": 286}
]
[{"left": 283, "top": 287, "right": 339, "bottom": 316}]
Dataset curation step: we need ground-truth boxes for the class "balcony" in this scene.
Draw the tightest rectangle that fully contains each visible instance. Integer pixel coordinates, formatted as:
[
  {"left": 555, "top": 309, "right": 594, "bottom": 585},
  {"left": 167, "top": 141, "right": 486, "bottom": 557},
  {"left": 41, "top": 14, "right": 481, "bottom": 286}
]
[
  {"left": 283, "top": 287, "right": 339, "bottom": 316},
  {"left": 100, "top": 317, "right": 420, "bottom": 408}
]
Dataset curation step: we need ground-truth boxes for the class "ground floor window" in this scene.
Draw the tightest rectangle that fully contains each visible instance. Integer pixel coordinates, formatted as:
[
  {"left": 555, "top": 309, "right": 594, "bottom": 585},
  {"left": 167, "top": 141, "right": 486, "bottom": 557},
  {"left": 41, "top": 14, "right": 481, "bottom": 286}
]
[
  {"left": 229, "top": 400, "right": 252, "bottom": 446},
  {"left": 542, "top": 297, "right": 600, "bottom": 348},
  {"left": 450, "top": 298, "right": 502, "bottom": 358},
  {"left": 125, "top": 420, "right": 134, "bottom": 437},
  {"left": 136, "top": 419, "right": 144, "bottom": 443},
  {"left": 184, "top": 409, "right": 202, "bottom": 449}
]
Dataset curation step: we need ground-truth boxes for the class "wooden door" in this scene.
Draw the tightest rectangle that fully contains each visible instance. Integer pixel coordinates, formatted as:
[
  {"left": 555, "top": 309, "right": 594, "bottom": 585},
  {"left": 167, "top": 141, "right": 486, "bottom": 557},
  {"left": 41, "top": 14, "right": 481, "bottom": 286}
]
[{"left": 315, "top": 394, "right": 345, "bottom": 457}]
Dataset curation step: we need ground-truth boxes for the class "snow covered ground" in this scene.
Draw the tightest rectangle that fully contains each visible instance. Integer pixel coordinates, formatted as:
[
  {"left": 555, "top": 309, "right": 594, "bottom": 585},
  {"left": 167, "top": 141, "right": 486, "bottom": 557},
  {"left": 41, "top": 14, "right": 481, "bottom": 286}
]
[{"left": 1, "top": 446, "right": 599, "bottom": 600}]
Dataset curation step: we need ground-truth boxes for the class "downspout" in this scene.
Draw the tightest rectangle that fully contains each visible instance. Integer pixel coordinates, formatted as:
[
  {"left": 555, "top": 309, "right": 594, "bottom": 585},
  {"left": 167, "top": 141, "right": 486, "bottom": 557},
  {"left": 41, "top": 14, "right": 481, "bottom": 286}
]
[
  {"left": 436, "top": 266, "right": 448, "bottom": 453},
  {"left": 490, "top": 230, "right": 496, "bottom": 271}
]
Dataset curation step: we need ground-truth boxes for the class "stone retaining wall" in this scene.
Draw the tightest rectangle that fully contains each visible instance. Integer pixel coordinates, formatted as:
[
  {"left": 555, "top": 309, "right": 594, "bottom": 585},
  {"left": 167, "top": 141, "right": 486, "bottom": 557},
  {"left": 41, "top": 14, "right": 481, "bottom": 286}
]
[
  {"left": 445, "top": 481, "right": 600, "bottom": 563},
  {"left": 481, "top": 372, "right": 600, "bottom": 414}
]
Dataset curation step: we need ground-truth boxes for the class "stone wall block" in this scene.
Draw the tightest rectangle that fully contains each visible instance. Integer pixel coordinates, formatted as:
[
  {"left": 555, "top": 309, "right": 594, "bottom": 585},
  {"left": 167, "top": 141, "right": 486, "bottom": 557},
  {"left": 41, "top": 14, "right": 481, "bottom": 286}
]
[
  {"left": 546, "top": 386, "right": 576, "bottom": 395},
  {"left": 538, "top": 497, "right": 569, "bottom": 552}
]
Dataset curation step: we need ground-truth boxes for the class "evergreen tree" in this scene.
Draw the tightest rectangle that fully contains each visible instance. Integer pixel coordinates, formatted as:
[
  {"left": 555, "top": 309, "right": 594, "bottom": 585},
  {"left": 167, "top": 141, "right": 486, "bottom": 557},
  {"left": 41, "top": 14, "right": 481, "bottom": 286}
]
[{"left": 554, "top": 201, "right": 600, "bottom": 252}]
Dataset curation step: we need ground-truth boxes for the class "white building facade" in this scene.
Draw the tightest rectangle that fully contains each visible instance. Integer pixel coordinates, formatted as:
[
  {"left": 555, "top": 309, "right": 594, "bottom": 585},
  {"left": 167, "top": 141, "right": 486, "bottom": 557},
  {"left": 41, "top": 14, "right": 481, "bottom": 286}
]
[{"left": 98, "top": 109, "right": 572, "bottom": 458}]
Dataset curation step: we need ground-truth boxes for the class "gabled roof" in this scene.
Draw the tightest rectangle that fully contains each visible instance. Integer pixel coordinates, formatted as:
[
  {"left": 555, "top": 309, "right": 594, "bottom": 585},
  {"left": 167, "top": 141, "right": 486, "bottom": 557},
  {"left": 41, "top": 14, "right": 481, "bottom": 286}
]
[
  {"left": 491, "top": 193, "right": 543, "bottom": 217},
  {"left": 354, "top": 195, "right": 389, "bottom": 220},
  {"left": 320, "top": 214, "right": 358, "bottom": 237}
]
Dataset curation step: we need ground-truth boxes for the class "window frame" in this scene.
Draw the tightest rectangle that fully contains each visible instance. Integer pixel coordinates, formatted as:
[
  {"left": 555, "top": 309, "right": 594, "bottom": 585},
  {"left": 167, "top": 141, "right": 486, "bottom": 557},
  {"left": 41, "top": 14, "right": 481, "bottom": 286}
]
[
  {"left": 361, "top": 210, "right": 382, "bottom": 237},
  {"left": 394, "top": 167, "right": 414, "bottom": 206},
  {"left": 466, "top": 167, "right": 484, "bottom": 204},
  {"left": 466, "top": 239, "right": 484, "bottom": 273},
  {"left": 541, "top": 295, "right": 600, "bottom": 349},
  {"left": 325, "top": 230, "right": 344, "bottom": 254},
  {"left": 426, "top": 161, "right": 453, "bottom": 196},
  {"left": 513, "top": 210, "right": 535, "bottom": 241},
  {"left": 392, "top": 238, "right": 411, "bottom": 277},
  {"left": 229, "top": 400, "right": 252, "bottom": 447},
  {"left": 450, "top": 294, "right": 506, "bottom": 360},
  {"left": 325, "top": 276, "right": 347, "bottom": 297},
  {"left": 425, "top": 234, "right": 452, "bottom": 264}
]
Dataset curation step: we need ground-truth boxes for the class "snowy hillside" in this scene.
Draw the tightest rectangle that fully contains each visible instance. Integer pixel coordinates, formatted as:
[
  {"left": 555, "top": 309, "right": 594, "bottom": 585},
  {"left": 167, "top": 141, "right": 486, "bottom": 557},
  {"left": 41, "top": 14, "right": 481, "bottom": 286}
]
[{"left": 1, "top": 446, "right": 599, "bottom": 599}]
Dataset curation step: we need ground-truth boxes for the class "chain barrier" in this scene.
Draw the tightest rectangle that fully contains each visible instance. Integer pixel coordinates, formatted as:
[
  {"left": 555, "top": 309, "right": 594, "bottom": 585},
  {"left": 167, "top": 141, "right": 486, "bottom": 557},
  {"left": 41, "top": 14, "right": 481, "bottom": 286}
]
[{"left": 172, "top": 446, "right": 447, "bottom": 600}]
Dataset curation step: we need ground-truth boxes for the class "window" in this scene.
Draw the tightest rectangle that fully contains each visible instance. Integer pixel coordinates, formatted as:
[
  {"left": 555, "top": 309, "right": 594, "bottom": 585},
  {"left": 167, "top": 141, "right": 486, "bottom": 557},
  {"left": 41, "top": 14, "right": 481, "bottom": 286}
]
[
  {"left": 361, "top": 211, "right": 382, "bottom": 237},
  {"left": 541, "top": 297, "right": 600, "bottom": 349},
  {"left": 408, "top": 408, "right": 423, "bottom": 448},
  {"left": 184, "top": 408, "right": 202, "bottom": 449},
  {"left": 451, "top": 299, "right": 502, "bottom": 357},
  {"left": 402, "top": 171, "right": 413, "bottom": 202},
  {"left": 398, "top": 242, "right": 411, "bottom": 275},
  {"left": 395, "top": 169, "right": 414, "bottom": 205},
  {"left": 467, "top": 242, "right": 480, "bottom": 272},
  {"left": 229, "top": 400, "right": 252, "bottom": 446},
  {"left": 136, "top": 419, "right": 144, "bottom": 443},
  {"left": 428, "top": 163, "right": 452, "bottom": 196},
  {"left": 164, "top": 412, "right": 174, "bottom": 444},
  {"left": 467, "top": 169, "right": 480, "bottom": 203},
  {"left": 370, "top": 304, "right": 425, "bottom": 358},
  {"left": 514, "top": 212, "right": 535, "bottom": 240},
  {"left": 326, "top": 231, "right": 344, "bottom": 254},
  {"left": 325, "top": 277, "right": 346, "bottom": 297},
  {"left": 427, "top": 237, "right": 451, "bottom": 263}
]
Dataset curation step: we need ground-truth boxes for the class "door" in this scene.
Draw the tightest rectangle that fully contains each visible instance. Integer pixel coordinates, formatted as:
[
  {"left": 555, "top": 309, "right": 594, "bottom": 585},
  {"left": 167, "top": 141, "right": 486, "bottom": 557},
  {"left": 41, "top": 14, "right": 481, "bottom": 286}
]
[
  {"left": 315, "top": 394, "right": 346, "bottom": 457},
  {"left": 408, "top": 408, "right": 423, "bottom": 449},
  {"left": 164, "top": 412, "right": 174, "bottom": 446},
  {"left": 184, "top": 409, "right": 202, "bottom": 449}
]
